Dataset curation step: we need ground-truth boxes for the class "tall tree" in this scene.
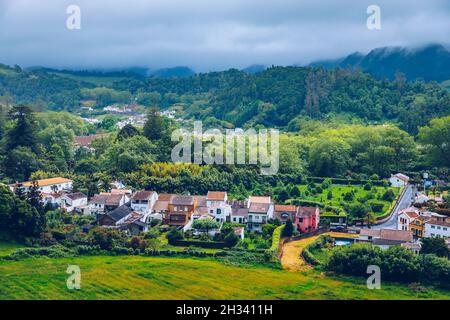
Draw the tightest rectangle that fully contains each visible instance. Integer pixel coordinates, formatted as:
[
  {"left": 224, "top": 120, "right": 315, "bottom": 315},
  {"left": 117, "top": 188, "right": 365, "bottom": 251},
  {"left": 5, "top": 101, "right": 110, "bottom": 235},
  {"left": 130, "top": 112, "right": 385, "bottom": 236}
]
[
  {"left": 6, "top": 105, "right": 38, "bottom": 152},
  {"left": 143, "top": 107, "right": 165, "bottom": 141}
]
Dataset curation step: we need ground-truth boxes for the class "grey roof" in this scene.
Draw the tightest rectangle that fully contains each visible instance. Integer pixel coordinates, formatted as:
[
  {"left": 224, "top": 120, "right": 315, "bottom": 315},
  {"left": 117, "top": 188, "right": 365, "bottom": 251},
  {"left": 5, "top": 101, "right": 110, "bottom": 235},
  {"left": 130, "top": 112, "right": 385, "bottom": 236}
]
[
  {"left": 66, "top": 192, "right": 87, "bottom": 201},
  {"left": 372, "top": 239, "right": 405, "bottom": 246},
  {"left": 249, "top": 203, "right": 270, "bottom": 214},
  {"left": 106, "top": 204, "right": 133, "bottom": 222},
  {"left": 131, "top": 190, "right": 155, "bottom": 201},
  {"left": 232, "top": 207, "right": 249, "bottom": 217},
  {"left": 171, "top": 195, "right": 194, "bottom": 206}
]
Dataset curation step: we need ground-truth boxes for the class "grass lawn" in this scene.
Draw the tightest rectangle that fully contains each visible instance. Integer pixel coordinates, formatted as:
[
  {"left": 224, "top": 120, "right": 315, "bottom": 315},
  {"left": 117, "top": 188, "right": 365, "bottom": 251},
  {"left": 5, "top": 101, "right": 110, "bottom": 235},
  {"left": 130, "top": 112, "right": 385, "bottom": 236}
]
[
  {"left": 0, "top": 255, "right": 449, "bottom": 300},
  {"left": 296, "top": 184, "right": 399, "bottom": 217}
]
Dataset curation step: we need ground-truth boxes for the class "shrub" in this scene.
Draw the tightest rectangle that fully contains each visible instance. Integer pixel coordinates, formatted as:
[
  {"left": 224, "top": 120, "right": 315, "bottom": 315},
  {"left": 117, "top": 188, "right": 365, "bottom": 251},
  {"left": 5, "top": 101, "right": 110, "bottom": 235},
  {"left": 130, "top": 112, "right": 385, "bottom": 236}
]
[
  {"left": 166, "top": 228, "right": 183, "bottom": 244},
  {"left": 281, "top": 219, "right": 294, "bottom": 237},
  {"left": 382, "top": 189, "right": 396, "bottom": 202}
]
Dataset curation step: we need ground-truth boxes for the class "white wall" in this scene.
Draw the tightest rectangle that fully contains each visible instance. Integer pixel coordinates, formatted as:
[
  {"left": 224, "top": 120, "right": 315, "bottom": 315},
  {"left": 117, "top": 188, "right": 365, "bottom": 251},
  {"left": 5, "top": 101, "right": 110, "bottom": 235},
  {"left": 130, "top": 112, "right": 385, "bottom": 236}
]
[{"left": 425, "top": 223, "right": 450, "bottom": 238}]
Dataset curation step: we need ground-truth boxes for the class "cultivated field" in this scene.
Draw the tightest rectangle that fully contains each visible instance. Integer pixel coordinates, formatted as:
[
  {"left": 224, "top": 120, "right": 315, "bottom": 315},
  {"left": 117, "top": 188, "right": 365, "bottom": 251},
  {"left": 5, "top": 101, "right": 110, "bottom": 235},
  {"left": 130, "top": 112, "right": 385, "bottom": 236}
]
[{"left": 1, "top": 255, "right": 449, "bottom": 300}]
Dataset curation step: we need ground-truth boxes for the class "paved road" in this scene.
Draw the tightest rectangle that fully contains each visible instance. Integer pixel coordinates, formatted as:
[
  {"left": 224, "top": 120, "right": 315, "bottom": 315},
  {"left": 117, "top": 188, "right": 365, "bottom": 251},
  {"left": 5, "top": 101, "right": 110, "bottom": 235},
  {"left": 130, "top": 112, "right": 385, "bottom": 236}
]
[{"left": 370, "top": 184, "right": 415, "bottom": 230}]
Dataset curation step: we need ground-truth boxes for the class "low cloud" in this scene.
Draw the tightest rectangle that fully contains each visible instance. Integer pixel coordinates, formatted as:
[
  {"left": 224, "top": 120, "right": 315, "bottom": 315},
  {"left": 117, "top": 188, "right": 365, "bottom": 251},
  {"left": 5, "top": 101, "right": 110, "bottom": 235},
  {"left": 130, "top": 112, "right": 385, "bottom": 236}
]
[{"left": 0, "top": 0, "right": 449, "bottom": 71}]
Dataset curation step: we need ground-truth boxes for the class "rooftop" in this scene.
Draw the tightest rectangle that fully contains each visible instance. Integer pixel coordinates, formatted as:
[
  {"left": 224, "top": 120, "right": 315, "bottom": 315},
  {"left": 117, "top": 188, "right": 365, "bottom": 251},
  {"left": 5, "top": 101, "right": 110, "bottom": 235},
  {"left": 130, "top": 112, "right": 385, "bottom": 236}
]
[
  {"left": 131, "top": 190, "right": 156, "bottom": 201},
  {"left": 16, "top": 177, "right": 72, "bottom": 188},
  {"left": 207, "top": 191, "right": 227, "bottom": 201}
]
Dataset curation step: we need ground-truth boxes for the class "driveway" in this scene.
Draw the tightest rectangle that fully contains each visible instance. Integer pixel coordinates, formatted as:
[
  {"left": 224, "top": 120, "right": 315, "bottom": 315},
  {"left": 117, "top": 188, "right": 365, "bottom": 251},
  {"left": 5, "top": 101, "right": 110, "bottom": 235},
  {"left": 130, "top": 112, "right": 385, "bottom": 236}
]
[{"left": 370, "top": 184, "right": 414, "bottom": 230}]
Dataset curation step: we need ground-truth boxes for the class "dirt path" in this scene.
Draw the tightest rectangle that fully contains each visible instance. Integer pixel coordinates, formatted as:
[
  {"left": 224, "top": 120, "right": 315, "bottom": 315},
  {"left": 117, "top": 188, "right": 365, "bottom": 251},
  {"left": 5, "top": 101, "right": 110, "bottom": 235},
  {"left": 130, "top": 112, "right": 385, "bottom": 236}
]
[{"left": 280, "top": 232, "right": 357, "bottom": 272}]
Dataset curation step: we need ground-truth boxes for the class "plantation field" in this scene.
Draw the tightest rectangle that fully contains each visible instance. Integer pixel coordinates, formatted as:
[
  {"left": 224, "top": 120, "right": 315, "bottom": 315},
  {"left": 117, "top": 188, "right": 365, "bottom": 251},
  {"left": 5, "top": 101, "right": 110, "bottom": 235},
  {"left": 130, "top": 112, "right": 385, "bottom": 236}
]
[
  {"left": 1, "top": 255, "right": 449, "bottom": 300},
  {"left": 296, "top": 184, "right": 399, "bottom": 217}
]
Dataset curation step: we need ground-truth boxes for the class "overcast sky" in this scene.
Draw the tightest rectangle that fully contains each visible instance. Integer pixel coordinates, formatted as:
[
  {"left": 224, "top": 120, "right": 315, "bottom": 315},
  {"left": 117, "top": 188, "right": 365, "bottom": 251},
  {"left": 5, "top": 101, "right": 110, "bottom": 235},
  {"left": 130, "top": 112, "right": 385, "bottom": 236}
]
[{"left": 0, "top": 0, "right": 449, "bottom": 71}]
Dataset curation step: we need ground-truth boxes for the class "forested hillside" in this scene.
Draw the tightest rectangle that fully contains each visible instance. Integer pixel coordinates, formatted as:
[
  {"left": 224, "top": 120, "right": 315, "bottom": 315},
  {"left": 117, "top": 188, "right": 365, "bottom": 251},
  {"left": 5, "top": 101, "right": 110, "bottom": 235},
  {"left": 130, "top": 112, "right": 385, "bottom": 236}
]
[{"left": 1, "top": 63, "right": 449, "bottom": 135}]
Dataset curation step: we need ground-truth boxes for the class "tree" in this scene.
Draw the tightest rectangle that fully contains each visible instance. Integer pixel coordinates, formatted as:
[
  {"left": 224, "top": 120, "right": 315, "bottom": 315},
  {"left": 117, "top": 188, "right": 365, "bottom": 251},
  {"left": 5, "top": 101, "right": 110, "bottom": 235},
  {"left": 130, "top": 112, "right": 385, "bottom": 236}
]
[
  {"left": 167, "top": 228, "right": 183, "bottom": 244},
  {"left": 27, "top": 181, "right": 44, "bottom": 214},
  {"left": 0, "top": 184, "right": 47, "bottom": 239},
  {"left": 421, "top": 238, "right": 450, "bottom": 258},
  {"left": 224, "top": 231, "right": 239, "bottom": 247},
  {"left": 4, "top": 147, "right": 40, "bottom": 181},
  {"left": 117, "top": 124, "right": 140, "bottom": 141},
  {"left": 192, "top": 219, "right": 220, "bottom": 233},
  {"left": 290, "top": 186, "right": 301, "bottom": 198},
  {"left": 327, "top": 190, "right": 333, "bottom": 200},
  {"left": 277, "top": 189, "right": 289, "bottom": 203},
  {"left": 309, "top": 137, "right": 351, "bottom": 177},
  {"left": 282, "top": 219, "right": 294, "bottom": 237},
  {"left": 382, "top": 189, "right": 396, "bottom": 202},
  {"left": 6, "top": 105, "right": 38, "bottom": 152},
  {"left": 89, "top": 227, "right": 123, "bottom": 250},
  {"left": 143, "top": 107, "right": 165, "bottom": 141},
  {"left": 418, "top": 116, "right": 450, "bottom": 168}
]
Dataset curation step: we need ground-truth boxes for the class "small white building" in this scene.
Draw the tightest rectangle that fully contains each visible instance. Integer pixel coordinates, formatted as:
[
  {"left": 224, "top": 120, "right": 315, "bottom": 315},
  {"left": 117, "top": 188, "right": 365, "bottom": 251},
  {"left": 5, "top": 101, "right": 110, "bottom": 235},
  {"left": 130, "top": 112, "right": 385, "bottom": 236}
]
[
  {"left": 425, "top": 217, "right": 450, "bottom": 238},
  {"left": 389, "top": 173, "right": 409, "bottom": 187},
  {"left": 414, "top": 194, "right": 429, "bottom": 204},
  {"left": 11, "top": 177, "right": 73, "bottom": 194},
  {"left": 247, "top": 196, "right": 274, "bottom": 232},
  {"left": 130, "top": 191, "right": 158, "bottom": 214},
  {"left": 397, "top": 207, "right": 419, "bottom": 231},
  {"left": 206, "top": 191, "right": 231, "bottom": 223},
  {"left": 60, "top": 192, "right": 88, "bottom": 212}
]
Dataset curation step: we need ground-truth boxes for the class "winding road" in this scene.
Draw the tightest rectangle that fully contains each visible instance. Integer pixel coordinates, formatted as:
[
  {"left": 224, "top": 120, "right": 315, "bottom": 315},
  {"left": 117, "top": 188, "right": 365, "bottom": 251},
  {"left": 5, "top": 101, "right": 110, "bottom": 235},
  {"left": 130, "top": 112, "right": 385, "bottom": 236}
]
[{"left": 370, "top": 184, "right": 415, "bottom": 230}]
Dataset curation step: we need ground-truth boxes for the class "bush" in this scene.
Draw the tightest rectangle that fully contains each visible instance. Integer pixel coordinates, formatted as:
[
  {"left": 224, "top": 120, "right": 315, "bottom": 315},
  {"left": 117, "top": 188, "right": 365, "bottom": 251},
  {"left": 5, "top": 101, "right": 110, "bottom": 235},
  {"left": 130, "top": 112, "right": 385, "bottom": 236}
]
[
  {"left": 326, "top": 244, "right": 450, "bottom": 289},
  {"left": 224, "top": 232, "right": 239, "bottom": 247},
  {"left": 382, "top": 189, "right": 396, "bottom": 202},
  {"left": 281, "top": 219, "right": 294, "bottom": 237},
  {"left": 166, "top": 228, "right": 184, "bottom": 244}
]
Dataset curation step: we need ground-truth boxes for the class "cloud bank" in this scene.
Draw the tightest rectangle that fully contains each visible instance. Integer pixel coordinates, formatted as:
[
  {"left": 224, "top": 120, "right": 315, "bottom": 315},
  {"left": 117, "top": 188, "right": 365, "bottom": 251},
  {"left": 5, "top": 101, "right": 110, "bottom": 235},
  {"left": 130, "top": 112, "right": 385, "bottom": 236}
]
[{"left": 0, "top": 0, "right": 449, "bottom": 71}]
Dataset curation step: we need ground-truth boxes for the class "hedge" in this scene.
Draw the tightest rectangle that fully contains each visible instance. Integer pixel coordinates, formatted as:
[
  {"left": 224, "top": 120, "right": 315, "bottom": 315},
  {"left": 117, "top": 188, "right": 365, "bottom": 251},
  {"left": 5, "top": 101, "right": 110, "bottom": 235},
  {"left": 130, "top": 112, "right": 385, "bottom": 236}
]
[
  {"left": 170, "top": 239, "right": 230, "bottom": 249},
  {"left": 266, "top": 225, "right": 285, "bottom": 261}
]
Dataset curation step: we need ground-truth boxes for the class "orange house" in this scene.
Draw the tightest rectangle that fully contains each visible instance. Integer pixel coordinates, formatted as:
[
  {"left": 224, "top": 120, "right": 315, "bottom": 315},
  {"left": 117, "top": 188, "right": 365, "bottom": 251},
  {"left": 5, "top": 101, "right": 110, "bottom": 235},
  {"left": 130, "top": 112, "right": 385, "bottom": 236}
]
[{"left": 166, "top": 195, "right": 197, "bottom": 226}]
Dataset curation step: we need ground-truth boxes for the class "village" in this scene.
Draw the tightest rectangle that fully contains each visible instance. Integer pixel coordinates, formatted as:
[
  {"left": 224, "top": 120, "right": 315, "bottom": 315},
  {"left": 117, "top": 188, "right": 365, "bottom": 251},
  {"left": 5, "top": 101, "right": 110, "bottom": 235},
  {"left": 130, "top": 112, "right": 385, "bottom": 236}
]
[{"left": 7, "top": 173, "right": 450, "bottom": 255}]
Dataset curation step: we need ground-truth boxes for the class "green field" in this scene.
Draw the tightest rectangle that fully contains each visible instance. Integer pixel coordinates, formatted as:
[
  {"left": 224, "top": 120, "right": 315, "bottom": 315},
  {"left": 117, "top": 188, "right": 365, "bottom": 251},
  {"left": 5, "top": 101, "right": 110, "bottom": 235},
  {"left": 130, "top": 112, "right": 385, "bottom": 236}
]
[
  {"left": 1, "top": 255, "right": 449, "bottom": 300},
  {"left": 296, "top": 184, "right": 399, "bottom": 217}
]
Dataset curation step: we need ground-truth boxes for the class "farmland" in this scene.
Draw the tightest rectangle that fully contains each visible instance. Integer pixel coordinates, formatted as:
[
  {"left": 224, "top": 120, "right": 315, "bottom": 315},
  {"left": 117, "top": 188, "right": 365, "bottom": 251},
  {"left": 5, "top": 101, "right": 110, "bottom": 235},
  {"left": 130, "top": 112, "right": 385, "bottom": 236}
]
[
  {"left": 0, "top": 255, "right": 449, "bottom": 300},
  {"left": 295, "top": 184, "right": 400, "bottom": 218}
]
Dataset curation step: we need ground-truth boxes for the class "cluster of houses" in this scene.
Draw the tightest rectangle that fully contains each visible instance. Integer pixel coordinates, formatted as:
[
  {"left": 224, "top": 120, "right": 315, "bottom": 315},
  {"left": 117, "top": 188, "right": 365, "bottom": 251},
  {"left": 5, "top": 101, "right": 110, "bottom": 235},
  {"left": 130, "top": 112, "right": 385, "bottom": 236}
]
[
  {"left": 9, "top": 177, "right": 320, "bottom": 237},
  {"left": 397, "top": 206, "right": 450, "bottom": 239}
]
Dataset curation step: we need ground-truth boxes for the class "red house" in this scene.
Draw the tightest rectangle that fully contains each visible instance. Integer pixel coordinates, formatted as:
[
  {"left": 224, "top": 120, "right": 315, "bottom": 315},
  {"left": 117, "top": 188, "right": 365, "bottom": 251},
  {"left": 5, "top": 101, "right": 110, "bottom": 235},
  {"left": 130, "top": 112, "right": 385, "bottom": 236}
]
[{"left": 295, "top": 206, "right": 320, "bottom": 233}]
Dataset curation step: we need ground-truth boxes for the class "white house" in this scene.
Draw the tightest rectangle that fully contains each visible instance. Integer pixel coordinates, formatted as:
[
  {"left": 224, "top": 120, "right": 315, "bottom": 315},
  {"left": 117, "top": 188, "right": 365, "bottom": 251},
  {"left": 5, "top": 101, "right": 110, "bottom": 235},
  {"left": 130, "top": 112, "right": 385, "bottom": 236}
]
[
  {"left": 397, "top": 207, "right": 419, "bottom": 231},
  {"left": 88, "top": 193, "right": 128, "bottom": 215},
  {"left": 11, "top": 177, "right": 73, "bottom": 194},
  {"left": 206, "top": 191, "right": 231, "bottom": 223},
  {"left": 414, "top": 194, "right": 429, "bottom": 204},
  {"left": 130, "top": 191, "right": 158, "bottom": 214},
  {"left": 247, "top": 196, "right": 274, "bottom": 232},
  {"left": 425, "top": 217, "right": 450, "bottom": 238},
  {"left": 60, "top": 192, "right": 88, "bottom": 212},
  {"left": 389, "top": 173, "right": 409, "bottom": 187}
]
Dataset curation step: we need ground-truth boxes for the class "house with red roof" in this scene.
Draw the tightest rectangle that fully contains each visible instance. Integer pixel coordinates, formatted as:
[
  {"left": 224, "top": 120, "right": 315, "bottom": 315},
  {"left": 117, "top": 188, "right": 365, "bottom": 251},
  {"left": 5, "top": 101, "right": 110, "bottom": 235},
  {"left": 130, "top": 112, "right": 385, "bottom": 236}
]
[{"left": 397, "top": 207, "right": 419, "bottom": 231}]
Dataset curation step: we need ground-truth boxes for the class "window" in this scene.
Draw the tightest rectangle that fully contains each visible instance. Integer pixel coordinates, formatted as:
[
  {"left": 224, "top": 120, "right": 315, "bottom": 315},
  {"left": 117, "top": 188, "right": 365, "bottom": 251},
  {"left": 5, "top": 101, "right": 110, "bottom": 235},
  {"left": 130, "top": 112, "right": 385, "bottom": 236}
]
[
  {"left": 174, "top": 206, "right": 177, "bottom": 211},
  {"left": 217, "top": 209, "right": 221, "bottom": 215},
  {"left": 444, "top": 227, "right": 447, "bottom": 231},
  {"left": 431, "top": 225, "right": 435, "bottom": 229},
  {"left": 210, "top": 210, "right": 213, "bottom": 214}
]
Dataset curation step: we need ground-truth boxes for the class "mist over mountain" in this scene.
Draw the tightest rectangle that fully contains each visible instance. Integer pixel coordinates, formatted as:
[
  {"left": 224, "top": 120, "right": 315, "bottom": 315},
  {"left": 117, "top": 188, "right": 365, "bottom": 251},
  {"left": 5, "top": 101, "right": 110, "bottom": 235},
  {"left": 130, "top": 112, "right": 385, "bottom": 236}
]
[{"left": 309, "top": 44, "right": 450, "bottom": 82}]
